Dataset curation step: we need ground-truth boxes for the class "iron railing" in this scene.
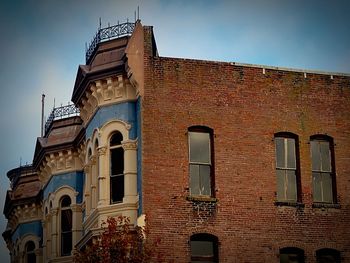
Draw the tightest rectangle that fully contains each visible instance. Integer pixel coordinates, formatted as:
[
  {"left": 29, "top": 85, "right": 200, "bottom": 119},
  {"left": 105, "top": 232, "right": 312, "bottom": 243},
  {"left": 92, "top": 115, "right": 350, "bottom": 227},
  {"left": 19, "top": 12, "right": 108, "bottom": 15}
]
[
  {"left": 85, "top": 22, "right": 135, "bottom": 63},
  {"left": 45, "top": 104, "right": 80, "bottom": 135}
]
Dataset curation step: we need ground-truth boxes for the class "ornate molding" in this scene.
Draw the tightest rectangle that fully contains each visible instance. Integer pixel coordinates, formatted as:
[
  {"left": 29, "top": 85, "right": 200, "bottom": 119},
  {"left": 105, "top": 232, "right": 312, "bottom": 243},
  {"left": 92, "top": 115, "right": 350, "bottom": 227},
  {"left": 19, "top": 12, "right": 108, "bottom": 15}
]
[
  {"left": 38, "top": 149, "right": 83, "bottom": 185},
  {"left": 8, "top": 203, "right": 43, "bottom": 230},
  {"left": 122, "top": 140, "right": 138, "bottom": 151},
  {"left": 78, "top": 75, "right": 137, "bottom": 125},
  {"left": 97, "top": 146, "right": 107, "bottom": 156}
]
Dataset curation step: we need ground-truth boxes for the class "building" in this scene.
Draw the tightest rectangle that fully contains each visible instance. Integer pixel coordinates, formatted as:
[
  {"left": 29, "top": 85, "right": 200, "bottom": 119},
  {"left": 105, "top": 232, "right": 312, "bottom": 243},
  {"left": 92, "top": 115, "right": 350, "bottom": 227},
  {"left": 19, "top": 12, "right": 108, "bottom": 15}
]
[{"left": 3, "top": 20, "right": 350, "bottom": 263}]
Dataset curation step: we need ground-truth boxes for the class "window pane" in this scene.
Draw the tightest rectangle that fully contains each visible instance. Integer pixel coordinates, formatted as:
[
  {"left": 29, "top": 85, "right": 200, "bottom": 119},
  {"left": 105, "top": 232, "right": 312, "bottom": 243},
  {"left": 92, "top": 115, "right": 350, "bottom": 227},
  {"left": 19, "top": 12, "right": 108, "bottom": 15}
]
[
  {"left": 313, "top": 172, "right": 322, "bottom": 202},
  {"left": 27, "top": 253, "right": 36, "bottom": 263},
  {"left": 311, "top": 141, "right": 321, "bottom": 171},
  {"left": 111, "top": 175, "right": 124, "bottom": 202},
  {"left": 110, "top": 132, "right": 123, "bottom": 146},
  {"left": 287, "top": 138, "right": 296, "bottom": 169},
  {"left": 190, "top": 164, "right": 200, "bottom": 195},
  {"left": 286, "top": 170, "right": 297, "bottom": 201},
  {"left": 280, "top": 254, "right": 290, "bottom": 263},
  {"left": 61, "top": 196, "right": 71, "bottom": 207},
  {"left": 320, "top": 141, "right": 331, "bottom": 172},
  {"left": 200, "top": 165, "right": 211, "bottom": 196},
  {"left": 191, "top": 240, "right": 214, "bottom": 256},
  {"left": 322, "top": 173, "right": 333, "bottom": 203},
  {"left": 189, "top": 132, "right": 210, "bottom": 163},
  {"left": 317, "top": 249, "right": 340, "bottom": 263},
  {"left": 26, "top": 241, "right": 35, "bottom": 252},
  {"left": 111, "top": 148, "right": 124, "bottom": 176},
  {"left": 276, "top": 170, "right": 286, "bottom": 200},
  {"left": 61, "top": 209, "right": 72, "bottom": 231},
  {"left": 280, "top": 249, "right": 304, "bottom": 263},
  {"left": 61, "top": 231, "right": 72, "bottom": 256},
  {"left": 275, "top": 138, "right": 285, "bottom": 168}
]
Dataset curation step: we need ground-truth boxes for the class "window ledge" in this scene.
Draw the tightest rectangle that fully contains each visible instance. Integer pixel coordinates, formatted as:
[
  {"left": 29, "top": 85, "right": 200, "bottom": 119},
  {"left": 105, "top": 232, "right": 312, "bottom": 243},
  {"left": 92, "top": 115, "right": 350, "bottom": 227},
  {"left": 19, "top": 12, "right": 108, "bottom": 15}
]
[
  {"left": 312, "top": 202, "right": 340, "bottom": 209},
  {"left": 275, "top": 201, "right": 305, "bottom": 208},
  {"left": 186, "top": 196, "right": 218, "bottom": 203}
]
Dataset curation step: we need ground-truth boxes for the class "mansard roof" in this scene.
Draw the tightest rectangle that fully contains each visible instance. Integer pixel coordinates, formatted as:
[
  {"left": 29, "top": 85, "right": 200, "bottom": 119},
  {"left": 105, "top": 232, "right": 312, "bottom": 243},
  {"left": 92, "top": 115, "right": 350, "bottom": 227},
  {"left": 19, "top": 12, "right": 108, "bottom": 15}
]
[
  {"left": 33, "top": 116, "right": 84, "bottom": 169},
  {"left": 71, "top": 36, "right": 129, "bottom": 105},
  {"left": 3, "top": 166, "right": 41, "bottom": 218}
]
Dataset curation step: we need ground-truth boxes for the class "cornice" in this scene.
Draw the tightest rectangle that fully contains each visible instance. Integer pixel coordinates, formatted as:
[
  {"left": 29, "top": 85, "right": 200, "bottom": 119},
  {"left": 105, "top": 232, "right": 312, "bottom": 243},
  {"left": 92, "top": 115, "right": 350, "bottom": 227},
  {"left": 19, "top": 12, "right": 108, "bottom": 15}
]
[
  {"left": 77, "top": 74, "right": 137, "bottom": 126},
  {"left": 72, "top": 64, "right": 125, "bottom": 104},
  {"left": 38, "top": 149, "right": 83, "bottom": 186}
]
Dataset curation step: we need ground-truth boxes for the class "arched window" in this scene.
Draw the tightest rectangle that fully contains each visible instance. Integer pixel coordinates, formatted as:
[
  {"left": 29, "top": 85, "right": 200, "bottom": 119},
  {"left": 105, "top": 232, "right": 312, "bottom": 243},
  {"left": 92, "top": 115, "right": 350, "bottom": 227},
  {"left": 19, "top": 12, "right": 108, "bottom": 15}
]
[
  {"left": 110, "top": 131, "right": 124, "bottom": 203},
  {"left": 316, "top": 248, "right": 341, "bottom": 263},
  {"left": 60, "top": 195, "right": 72, "bottom": 256},
  {"left": 95, "top": 140, "right": 100, "bottom": 204},
  {"left": 25, "top": 241, "right": 36, "bottom": 263},
  {"left": 274, "top": 132, "right": 301, "bottom": 202},
  {"left": 280, "top": 247, "right": 304, "bottom": 263},
  {"left": 188, "top": 126, "right": 214, "bottom": 197},
  {"left": 190, "top": 233, "right": 218, "bottom": 262},
  {"left": 310, "top": 135, "right": 336, "bottom": 203}
]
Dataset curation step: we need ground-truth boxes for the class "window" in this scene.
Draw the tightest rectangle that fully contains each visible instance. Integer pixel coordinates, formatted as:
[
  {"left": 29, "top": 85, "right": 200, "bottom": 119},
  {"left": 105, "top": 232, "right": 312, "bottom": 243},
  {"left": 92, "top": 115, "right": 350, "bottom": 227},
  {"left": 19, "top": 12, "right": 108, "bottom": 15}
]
[
  {"left": 188, "top": 127, "right": 214, "bottom": 196},
  {"left": 190, "top": 233, "right": 218, "bottom": 263},
  {"left": 110, "top": 131, "right": 124, "bottom": 203},
  {"left": 280, "top": 247, "right": 304, "bottom": 263},
  {"left": 311, "top": 135, "right": 336, "bottom": 203},
  {"left": 316, "top": 248, "right": 341, "bottom": 263},
  {"left": 95, "top": 140, "right": 100, "bottom": 204},
  {"left": 60, "top": 196, "right": 72, "bottom": 256},
  {"left": 25, "top": 241, "right": 36, "bottom": 263},
  {"left": 274, "top": 133, "right": 300, "bottom": 202}
]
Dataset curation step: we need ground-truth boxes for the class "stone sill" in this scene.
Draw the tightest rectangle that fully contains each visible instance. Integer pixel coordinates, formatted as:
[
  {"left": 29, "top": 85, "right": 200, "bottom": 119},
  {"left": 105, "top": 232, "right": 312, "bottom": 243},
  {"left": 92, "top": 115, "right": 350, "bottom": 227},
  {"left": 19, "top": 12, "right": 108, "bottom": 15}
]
[
  {"left": 186, "top": 196, "right": 218, "bottom": 203},
  {"left": 312, "top": 202, "right": 341, "bottom": 209},
  {"left": 274, "top": 201, "right": 305, "bottom": 208}
]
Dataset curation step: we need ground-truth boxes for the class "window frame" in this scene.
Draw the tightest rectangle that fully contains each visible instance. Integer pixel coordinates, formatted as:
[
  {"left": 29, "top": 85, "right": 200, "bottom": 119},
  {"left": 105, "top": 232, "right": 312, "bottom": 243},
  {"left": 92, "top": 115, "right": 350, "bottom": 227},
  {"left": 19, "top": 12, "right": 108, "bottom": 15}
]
[
  {"left": 109, "top": 131, "right": 125, "bottom": 204},
  {"left": 188, "top": 126, "right": 215, "bottom": 197},
  {"left": 190, "top": 233, "right": 218, "bottom": 263},
  {"left": 310, "top": 135, "right": 337, "bottom": 204},
  {"left": 274, "top": 132, "right": 301, "bottom": 203},
  {"left": 25, "top": 241, "right": 36, "bottom": 263},
  {"left": 60, "top": 195, "right": 72, "bottom": 257}
]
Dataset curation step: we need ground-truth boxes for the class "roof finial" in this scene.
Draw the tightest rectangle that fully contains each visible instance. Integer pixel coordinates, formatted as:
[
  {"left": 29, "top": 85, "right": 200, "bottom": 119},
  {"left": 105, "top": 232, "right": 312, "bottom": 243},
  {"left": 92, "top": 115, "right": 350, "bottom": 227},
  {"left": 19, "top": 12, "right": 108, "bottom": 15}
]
[{"left": 99, "top": 17, "right": 102, "bottom": 29}]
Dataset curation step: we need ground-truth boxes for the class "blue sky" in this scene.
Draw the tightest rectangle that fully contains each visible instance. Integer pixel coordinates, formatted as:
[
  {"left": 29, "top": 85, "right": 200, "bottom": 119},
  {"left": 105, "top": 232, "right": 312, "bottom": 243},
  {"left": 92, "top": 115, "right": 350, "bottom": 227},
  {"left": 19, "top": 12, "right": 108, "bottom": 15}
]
[{"left": 0, "top": 0, "right": 349, "bottom": 259}]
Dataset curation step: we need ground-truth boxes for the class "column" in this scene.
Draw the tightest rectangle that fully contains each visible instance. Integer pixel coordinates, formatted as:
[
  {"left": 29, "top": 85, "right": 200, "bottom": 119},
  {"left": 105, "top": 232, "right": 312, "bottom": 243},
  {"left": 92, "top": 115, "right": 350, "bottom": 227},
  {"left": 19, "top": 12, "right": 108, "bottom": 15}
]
[
  {"left": 97, "top": 146, "right": 108, "bottom": 206},
  {"left": 90, "top": 156, "right": 97, "bottom": 210},
  {"left": 41, "top": 220, "right": 46, "bottom": 262},
  {"left": 84, "top": 164, "right": 91, "bottom": 216},
  {"left": 122, "top": 139, "right": 138, "bottom": 222},
  {"left": 46, "top": 215, "right": 52, "bottom": 261},
  {"left": 71, "top": 204, "right": 82, "bottom": 254},
  {"left": 50, "top": 208, "right": 58, "bottom": 258}
]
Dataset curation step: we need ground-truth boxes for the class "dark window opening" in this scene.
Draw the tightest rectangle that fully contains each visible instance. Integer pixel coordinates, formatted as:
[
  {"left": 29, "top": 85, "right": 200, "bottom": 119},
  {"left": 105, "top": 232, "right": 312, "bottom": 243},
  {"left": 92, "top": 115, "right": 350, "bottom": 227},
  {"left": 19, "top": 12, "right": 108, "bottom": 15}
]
[
  {"left": 188, "top": 127, "right": 214, "bottom": 197},
  {"left": 26, "top": 241, "right": 36, "bottom": 263},
  {"left": 110, "top": 132, "right": 123, "bottom": 146},
  {"left": 190, "top": 233, "right": 218, "bottom": 263},
  {"left": 110, "top": 131, "right": 124, "bottom": 203},
  {"left": 280, "top": 247, "right": 304, "bottom": 263},
  {"left": 311, "top": 135, "right": 336, "bottom": 203},
  {"left": 61, "top": 196, "right": 72, "bottom": 256},
  {"left": 316, "top": 248, "right": 341, "bottom": 263}
]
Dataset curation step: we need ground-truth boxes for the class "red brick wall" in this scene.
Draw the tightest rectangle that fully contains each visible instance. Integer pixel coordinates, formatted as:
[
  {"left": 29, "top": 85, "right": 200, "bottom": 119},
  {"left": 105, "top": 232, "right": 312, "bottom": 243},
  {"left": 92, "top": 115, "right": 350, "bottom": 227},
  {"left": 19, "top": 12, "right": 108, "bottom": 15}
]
[{"left": 141, "top": 48, "right": 350, "bottom": 262}]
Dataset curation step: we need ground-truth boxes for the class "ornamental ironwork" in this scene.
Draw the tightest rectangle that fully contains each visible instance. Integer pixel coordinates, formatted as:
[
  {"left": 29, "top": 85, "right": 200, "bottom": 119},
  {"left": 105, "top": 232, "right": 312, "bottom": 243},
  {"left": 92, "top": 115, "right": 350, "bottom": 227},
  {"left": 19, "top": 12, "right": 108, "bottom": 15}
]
[
  {"left": 45, "top": 104, "right": 80, "bottom": 135},
  {"left": 85, "top": 22, "right": 135, "bottom": 63}
]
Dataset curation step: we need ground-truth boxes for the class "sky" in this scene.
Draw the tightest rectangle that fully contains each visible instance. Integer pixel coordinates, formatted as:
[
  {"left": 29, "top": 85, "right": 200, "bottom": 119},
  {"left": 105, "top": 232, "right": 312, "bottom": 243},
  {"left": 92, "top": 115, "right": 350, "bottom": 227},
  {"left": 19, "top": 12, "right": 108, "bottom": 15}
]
[{"left": 0, "top": 0, "right": 349, "bottom": 260}]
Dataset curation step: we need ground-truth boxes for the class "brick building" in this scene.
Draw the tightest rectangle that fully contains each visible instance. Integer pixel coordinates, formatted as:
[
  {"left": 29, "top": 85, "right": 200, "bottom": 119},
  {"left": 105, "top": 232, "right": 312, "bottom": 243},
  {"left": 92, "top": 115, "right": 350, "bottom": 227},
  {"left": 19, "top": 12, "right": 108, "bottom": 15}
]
[{"left": 3, "top": 21, "right": 350, "bottom": 263}]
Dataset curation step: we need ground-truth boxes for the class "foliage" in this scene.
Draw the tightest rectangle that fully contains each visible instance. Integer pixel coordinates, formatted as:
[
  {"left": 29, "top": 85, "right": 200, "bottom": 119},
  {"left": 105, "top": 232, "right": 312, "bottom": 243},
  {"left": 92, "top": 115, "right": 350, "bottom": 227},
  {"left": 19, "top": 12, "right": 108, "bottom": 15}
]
[{"left": 74, "top": 216, "right": 156, "bottom": 263}]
